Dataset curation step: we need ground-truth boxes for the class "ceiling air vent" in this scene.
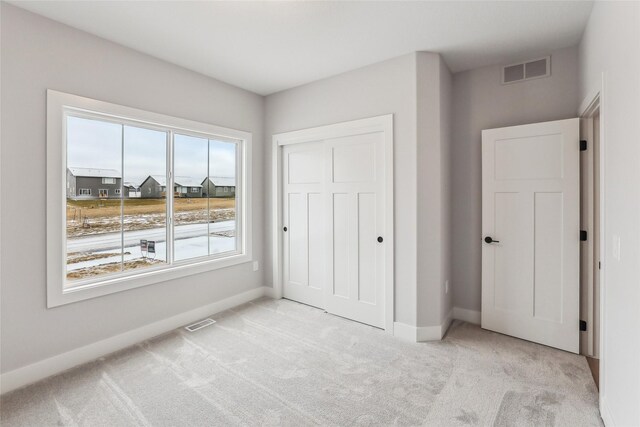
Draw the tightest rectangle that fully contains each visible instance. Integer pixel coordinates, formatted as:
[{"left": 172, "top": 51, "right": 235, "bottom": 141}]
[{"left": 502, "top": 56, "right": 550, "bottom": 84}]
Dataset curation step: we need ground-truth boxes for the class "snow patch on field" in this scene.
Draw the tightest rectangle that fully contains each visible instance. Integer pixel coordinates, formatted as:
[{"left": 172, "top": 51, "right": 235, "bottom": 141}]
[{"left": 66, "top": 226, "right": 236, "bottom": 282}]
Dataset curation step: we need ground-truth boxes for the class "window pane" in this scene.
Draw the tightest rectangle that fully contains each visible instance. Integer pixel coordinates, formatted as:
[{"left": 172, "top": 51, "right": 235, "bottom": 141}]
[
  {"left": 66, "top": 116, "right": 122, "bottom": 284},
  {"left": 208, "top": 139, "right": 237, "bottom": 255},
  {"left": 123, "top": 125, "right": 167, "bottom": 272},
  {"left": 173, "top": 134, "right": 208, "bottom": 261}
]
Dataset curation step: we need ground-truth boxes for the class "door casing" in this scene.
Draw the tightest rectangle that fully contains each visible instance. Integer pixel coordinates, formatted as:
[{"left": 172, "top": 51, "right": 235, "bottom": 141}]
[
  {"left": 579, "top": 78, "right": 606, "bottom": 417},
  {"left": 580, "top": 101, "right": 601, "bottom": 359}
]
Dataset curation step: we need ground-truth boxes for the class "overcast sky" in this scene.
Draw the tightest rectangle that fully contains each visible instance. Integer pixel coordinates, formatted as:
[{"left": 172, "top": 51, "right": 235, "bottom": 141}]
[{"left": 67, "top": 116, "right": 237, "bottom": 186}]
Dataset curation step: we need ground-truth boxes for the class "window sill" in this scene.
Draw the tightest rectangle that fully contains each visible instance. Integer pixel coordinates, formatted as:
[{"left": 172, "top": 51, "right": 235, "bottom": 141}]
[{"left": 48, "top": 253, "right": 252, "bottom": 308}]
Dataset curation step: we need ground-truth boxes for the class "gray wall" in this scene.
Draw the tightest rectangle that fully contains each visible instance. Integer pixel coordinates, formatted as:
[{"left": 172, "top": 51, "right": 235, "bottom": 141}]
[
  {"left": 579, "top": 2, "right": 640, "bottom": 424},
  {"left": 438, "top": 58, "right": 453, "bottom": 325},
  {"left": 416, "top": 53, "right": 453, "bottom": 326},
  {"left": 265, "top": 52, "right": 452, "bottom": 328},
  {"left": 0, "top": 4, "right": 265, "bottom": 373},
  {"left": 450, "top": 46, "right": 580, "bottom": 312},
  {"left": 265, "top": 53, "right": 419, "bottom": 326}
]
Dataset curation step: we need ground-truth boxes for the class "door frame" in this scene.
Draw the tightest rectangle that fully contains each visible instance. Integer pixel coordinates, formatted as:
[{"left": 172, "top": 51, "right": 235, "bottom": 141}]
[
  {"left": 271, "top": 114, "right": 394, "bottom": 333},
  {"left": 580, "top": 93, "right": 602, "bottom": 359},
  {"left": 579, "top": 74, "right": 607, "bottom": 419}
]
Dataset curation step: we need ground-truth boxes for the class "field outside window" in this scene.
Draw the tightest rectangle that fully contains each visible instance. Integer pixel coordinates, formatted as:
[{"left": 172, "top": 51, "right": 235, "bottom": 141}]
[{"left": 65, "top": 115, "right": 241, "bottom": 287}]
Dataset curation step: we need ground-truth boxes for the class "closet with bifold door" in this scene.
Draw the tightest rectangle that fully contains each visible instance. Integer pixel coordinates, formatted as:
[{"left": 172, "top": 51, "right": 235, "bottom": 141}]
[{"left": 277, "top": 115, "right": 393, "bottom": 330}]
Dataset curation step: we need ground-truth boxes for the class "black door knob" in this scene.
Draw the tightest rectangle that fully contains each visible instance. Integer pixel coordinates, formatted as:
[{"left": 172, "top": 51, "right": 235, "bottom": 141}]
[
  {"left": 377, "top": 236, "right": 383, "bottom": 243},
  {"left": 484, "top": 236, "right": 499, "bottom": 244},
  {"left": 283, "top": 227, "right": 287, "bottom": 232}
]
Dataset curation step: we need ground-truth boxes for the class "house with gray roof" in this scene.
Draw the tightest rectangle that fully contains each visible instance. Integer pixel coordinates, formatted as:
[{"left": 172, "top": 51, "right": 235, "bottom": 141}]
[
  {"left": 201, "top": 176, "right": 236, "bottom": 198},
  {"left": 123, "top": 182, "right": 141, "bottom": 198},
  {"left": 140, "top": 175, "right": 203, "bottom": 198},
  {"left": 66, "top": 167, "right": 122, "bottom": 200}
]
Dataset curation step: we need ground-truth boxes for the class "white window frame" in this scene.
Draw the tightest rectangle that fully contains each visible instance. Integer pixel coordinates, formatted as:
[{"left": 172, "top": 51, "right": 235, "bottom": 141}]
[
  {"left": 98, "top": 189, "right": 109, "bottom": 197},
  {"left": 114, "top": 188, "right": 121, "bottom": 195},
  {"left": 79, "top": 188, "right": 91, "bottom": 196},
  {"left": 102, "top": 177, "right": 116, "bottom": 184},
  {"left": 47, "top": 90, "right": 252, "bottom": 308}
]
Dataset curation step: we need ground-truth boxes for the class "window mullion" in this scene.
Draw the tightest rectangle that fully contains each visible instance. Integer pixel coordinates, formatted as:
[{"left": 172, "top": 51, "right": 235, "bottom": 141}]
[
  {"left": 236, "top": 141, "right": 242, "bottom": 254},
  {"left": 120, "top": 124, "right": 125, "bottom": 272},
  {"left": 167, "top": 130, "right": 174, "bottom": 265},
  {"left": 207, "top": 139, "right": 211, "bottom": 256}
]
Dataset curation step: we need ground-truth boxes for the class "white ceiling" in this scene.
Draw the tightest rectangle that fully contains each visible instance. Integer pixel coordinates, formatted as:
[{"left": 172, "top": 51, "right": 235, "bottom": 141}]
[{"left": 11, "top": 1, "right": 593, "bottom": 95}]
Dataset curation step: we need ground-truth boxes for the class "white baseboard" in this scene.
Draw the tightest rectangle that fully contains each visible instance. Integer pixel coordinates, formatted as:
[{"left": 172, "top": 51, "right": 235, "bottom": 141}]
[
  {"left": 440, "top": 308, "right": 453, "bottom": 337},
  {"left": 393, "top": 321, "right": 418, "bottom": 342},
  {"left": 600, "top": 396, "right": 615, "bottom": 426},
  {"left": 453, "top": 306, "right": 481, "bottom": 325},
  {"left": 394, "top": 310, "right": 453, "bottom": 342},
  {"left": 263, "top": 286, "right": 278, "bottom": 299},
  {"left": 1, "top": 286, "right": 274, "bottom": 395},
  {"left": 416, "top": 324, "right": 442, "bottom": 341}
]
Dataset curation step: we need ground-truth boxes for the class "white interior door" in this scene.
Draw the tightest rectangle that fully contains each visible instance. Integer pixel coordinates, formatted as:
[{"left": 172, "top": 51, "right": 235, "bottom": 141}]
[
  {"left": 282, "top": 142, "right": 325, "bottom": 308},
  {"left": 324, "top": 132, "right": 386, "bottom": 329},
  {"left": 481, "top": 118, "right": 580, "bottom": 353}
]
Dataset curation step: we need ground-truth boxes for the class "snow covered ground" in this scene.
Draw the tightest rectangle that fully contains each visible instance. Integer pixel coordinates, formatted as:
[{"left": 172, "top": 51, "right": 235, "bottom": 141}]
[
  {"left": 67, "top": 221, "right": 234, "bottom": 252},
  {"left": 66, "top": 221, "right": 236, "bottom": 276}
]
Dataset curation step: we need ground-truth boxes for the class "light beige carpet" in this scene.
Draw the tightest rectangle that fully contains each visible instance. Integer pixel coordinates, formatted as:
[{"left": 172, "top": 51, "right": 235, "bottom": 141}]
[{"left": 1, "top": 297, "right": 602, "bottom": 426}]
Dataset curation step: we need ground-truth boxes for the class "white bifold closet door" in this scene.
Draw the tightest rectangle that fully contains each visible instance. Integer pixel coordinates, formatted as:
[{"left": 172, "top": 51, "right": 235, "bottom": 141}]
[
  {"left": 282, "top": 131, "right": 386, "bottom": 329},
  {"left": 282, "top": 142, "right": 325, "bottom": 308}
]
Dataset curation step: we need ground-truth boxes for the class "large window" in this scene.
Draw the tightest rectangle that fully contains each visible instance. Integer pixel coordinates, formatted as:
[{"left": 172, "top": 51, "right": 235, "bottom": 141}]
[{"left": 47, "top": 90, "right": 251, "bottom": 307}]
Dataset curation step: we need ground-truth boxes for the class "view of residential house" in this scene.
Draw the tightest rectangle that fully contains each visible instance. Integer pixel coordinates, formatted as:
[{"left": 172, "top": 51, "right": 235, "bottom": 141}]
[
  {"left": 201, "top": 176, "right": 236, "bottom": 198},
  {"left": 66, "top": 167, "right": 122, "bottom": 199},
  {"left": 123, "top": 182, "right": 141, "bottom": 198},
  {"left": 139, "top": 175, "right": 202, "bottom": 198},
  {"left": 174, "top": 177, "right": 204, "bottom": 198},
  {"left": 67, "top": 169, "right": 230, "bottom": 200},
  {"left": 70, "top": 173, "right": 236, "bottom": 199}
]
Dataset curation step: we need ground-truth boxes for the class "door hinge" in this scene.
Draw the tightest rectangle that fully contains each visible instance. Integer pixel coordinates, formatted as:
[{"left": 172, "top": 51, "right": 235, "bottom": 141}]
[
  {"left": 580, "top": 230, "right": 588, "bottom": 241},
  {"left": 580, "top": 320, "right": 587, "bottom": 331},
  {"left": 580, "top": 140, "right": 587, "bottom": 151}
]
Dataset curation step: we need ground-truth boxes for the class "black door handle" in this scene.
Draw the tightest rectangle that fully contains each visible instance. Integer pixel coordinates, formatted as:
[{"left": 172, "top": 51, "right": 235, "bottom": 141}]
[
  {"left": 377, "top": 236, "right": 383, "bottom": 243},
  {"left": 283, "top": 227, "right": 287, "bottom": 232},
  {"left": 484, "top": 236, "right": 499, "bottom": 244}
]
